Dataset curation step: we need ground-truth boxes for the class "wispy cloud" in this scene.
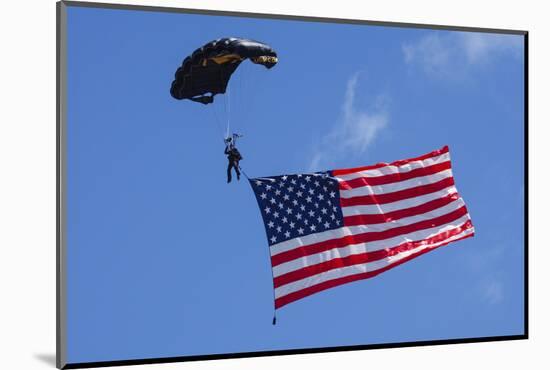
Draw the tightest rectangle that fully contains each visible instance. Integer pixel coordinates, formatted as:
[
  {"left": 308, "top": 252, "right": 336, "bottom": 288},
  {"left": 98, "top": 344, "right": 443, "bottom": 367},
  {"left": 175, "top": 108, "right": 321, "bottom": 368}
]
[
  {"left": 480, "top": 278, "right": 504, "bottom": 305},
  {"left": 402, "top": 32, "right": 523, "bottom": 79},
  {"left": 308, "top": 73, "right": 389, "bottom": 171},
  {"left": 462, "top": 238, "right": 509, "bottom": 306},
  {"left": 403, "top": 33, "right": 454, "bottom": 77},
  {"left": 460, "top": 32, "right": 523, "bottom": 64}
]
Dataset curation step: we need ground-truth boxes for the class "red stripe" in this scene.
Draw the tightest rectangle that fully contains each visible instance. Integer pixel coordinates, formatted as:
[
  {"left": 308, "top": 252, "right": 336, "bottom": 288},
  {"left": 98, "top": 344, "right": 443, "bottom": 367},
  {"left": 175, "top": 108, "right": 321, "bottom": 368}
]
[
  {"left": 338, "top": 161, "right": 451, "bottom": 190},
  {"left": 274, "top": 232, "right": 474, "bottom": 309},
  {"left": 271, "top": 206, "right": 468, "bottom": 267},
  {"left": 343, "top": 192, "right": 459, "bottom": 226},
  {"left": 273, "top": 220, "right": 473, "bottom": 288},
  {"left": 340, "top": 176, "right": 455, "bottom": 207},
  {"left": 332, "top": 146, "right": 449, "bottom": 176}
]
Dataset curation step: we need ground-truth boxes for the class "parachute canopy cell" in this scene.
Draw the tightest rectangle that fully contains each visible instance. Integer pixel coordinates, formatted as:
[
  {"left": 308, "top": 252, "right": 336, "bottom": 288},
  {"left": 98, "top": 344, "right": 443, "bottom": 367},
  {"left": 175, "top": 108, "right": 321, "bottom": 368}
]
[{"left": 170, "top": 37, "right": 278, "bottom": 104}]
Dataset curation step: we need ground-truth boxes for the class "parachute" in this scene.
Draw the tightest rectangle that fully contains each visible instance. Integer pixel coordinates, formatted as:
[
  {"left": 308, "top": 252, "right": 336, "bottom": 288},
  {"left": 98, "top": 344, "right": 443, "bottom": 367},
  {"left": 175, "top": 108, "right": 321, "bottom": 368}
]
[{"left": 170, "top": 37, "right": 278, "bottom": 104}]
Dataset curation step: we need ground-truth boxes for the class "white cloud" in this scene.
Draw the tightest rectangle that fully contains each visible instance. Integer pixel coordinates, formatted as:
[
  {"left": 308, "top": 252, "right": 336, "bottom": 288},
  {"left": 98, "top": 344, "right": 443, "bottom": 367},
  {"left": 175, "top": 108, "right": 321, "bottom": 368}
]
[
  {"left": 403, "top": 34, "right": 454, "bottom": 77},
  {"left": 460, "top": 32, "right": 523, "bottom": 64},
  {"left": 481, "top": 278, "right": 504, "bottom": 305},
  {"left": 403, "top": 31, "right": 523, "bottom": 78},
  {"left": 308, "top": 73, "right": 389, "bottom": 171}
]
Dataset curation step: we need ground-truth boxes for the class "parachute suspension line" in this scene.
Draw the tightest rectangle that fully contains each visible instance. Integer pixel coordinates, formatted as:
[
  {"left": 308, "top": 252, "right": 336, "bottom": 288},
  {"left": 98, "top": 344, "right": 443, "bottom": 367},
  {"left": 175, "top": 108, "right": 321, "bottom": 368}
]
[
  {"left": 239, "top": 62, "right": 248, "bottom": 132},
  {"left": 236, "top": 63, "right": 244, "bottom": 130},
  {"left": 233, "top": 70, "right": 240, "bottom": 130},
  {"left": 218, "top": 68, "right": 229, "bottom": 140},
  {"left": 226, "top": 85, "right": 231, "bottom": 139},
  {"left": 239, "top": 63, "right": 249, "bottom": 124},
  {"left": 209, "top": 103, "right": 226, "bottom": 141}
]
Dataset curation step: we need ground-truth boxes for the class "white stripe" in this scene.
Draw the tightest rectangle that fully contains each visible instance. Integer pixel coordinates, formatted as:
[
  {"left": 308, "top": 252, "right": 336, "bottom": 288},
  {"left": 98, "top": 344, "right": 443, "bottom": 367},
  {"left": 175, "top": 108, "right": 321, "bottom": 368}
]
[
  {"left": 339, "top": 169, "right": 453, "bottom": 198},
  {"left": 341, "top": 185, "right": 457, "bottom": 216},
  {"left": 334, "top": 152, "right": 451, "bottom": 181},
  {"left": 270, "top": 197, "right": 466, "bottom": 257},
  {"left": 272, "top": 215, "right": 472, "bottom": 278},
  {"left": 274, "top": 227, "right": 474, "bottom": 299}
]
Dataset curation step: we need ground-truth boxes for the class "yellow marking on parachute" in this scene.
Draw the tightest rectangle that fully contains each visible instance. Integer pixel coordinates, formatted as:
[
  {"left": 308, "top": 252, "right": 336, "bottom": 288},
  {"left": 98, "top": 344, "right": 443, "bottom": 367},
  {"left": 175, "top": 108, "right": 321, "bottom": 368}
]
[
  {"left": 209, "top": 54, "right": 244, "bottom": 64},
  {"left": 252, "top": 56, "right": 278, "bottom": 64}
]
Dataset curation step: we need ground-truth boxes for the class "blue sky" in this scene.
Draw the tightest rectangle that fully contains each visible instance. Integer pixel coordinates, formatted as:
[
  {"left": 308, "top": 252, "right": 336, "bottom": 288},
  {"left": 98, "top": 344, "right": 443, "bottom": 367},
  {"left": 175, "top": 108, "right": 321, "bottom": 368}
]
[{"left": 66, "top": 5, "right": 525, "bottom": 364}]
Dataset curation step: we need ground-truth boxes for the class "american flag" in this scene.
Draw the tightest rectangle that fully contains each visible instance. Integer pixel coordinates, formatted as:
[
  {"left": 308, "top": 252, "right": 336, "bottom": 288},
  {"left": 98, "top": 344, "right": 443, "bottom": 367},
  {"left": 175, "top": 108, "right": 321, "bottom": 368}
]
[{"left": 249, "top": 146, "right": 474, "bottom": 309}]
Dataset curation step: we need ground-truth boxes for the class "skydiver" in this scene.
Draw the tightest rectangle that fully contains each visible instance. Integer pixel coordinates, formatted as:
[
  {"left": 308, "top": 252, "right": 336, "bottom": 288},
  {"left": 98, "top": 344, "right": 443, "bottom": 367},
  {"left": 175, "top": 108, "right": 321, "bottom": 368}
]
[{"left": 224, "top": 134, "right": 243, "bottom": 183}]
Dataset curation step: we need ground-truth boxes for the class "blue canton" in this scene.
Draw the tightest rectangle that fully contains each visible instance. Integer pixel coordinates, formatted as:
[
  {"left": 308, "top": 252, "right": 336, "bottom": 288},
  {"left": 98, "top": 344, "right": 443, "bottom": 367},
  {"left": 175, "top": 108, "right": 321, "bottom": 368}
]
[{"left": 250, "top": 172, "right": 345, "bottom": 246}]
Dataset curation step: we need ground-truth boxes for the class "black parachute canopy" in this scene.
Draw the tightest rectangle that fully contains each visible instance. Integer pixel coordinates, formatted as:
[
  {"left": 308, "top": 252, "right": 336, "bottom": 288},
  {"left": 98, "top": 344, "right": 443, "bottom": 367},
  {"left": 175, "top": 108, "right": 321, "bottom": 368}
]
[{"left": 170, "top": 37, "right": 278, "bottom": 104}]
